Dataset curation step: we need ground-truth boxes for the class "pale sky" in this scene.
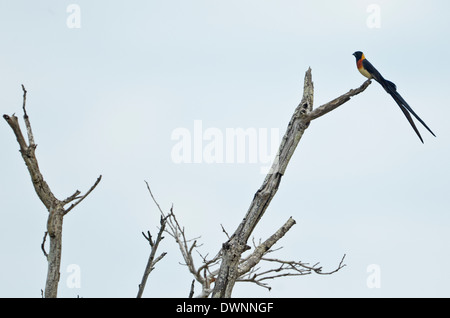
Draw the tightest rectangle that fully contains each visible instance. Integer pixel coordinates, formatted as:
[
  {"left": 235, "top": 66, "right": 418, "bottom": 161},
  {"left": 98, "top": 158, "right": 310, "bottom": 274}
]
[{"left": 1, "top": 0, "right": 449, "bottom": 297}]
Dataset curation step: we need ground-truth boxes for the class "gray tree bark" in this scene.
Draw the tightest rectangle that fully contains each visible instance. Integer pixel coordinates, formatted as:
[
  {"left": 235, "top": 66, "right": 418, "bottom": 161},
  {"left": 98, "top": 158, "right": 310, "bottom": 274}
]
[
  {"left": 3, "top": 85, "right": 101, "bottom": 298},
  {"left": 136, "top": 182, "right": 169, "bottom": 298},
  {"left": 211, "top": 69, "right": 371, "bottom": 297}
]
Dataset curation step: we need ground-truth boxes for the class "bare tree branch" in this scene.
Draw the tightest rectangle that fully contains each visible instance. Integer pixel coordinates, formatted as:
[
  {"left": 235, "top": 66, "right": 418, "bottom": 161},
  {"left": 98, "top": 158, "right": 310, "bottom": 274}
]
[
  {"left": 21, "top": 84, "right": 35, "bottom": 147},
  {"left": 63, "top": 175, "right": 102, "bottom": 215},
  {"left": 143, "top": 181, "right": 219, "bottom": 297},
  {"left": 237, "top": 254, "right": 346, "bottom": 291},
  {"left": 306, "top": 79, "right": 372, "bottom": 121},
  {"left": 188, "top": 280, "right": 195, "bottom": 298},
  {"left": 238, "top": 217, "right": 296, "bottom": 276},
  {"left": 41, "top": 231, "right": 48, "bottom": 259},
  {"left": 220, "top": 224, "right": 230, "bottom": 240},
  {"left": 144, "top": 180, "right": 346, "bottom": 297},
  {"left": 3, "top": 114, "right": 56, "bottom": 209},
  {"left": 3, "top": 85, "right": 101, "bottom": 298},
  {"left": 62, "top": 190, "right": 82, "bottom": 205},
  {"left": 144, "top": 180, "right": 167, "bottom": 217},
  {"left": 211, "top": 68, "right": 314, "bottom": 298},
  {"left": 211, "top": 70, "right": 367, "bottom": 298},
  {"left": 137, "top": 209, "right": 169, "bottom": 298},
  {"left": 139, "top": 71, "right": 367, "bottom": 298}
]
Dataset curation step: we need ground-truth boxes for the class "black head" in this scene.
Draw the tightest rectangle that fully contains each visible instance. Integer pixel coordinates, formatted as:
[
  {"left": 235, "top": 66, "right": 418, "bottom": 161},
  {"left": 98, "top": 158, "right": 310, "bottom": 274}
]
[{"left": 352, "top": 51, "right": 363, "bottom": 60}]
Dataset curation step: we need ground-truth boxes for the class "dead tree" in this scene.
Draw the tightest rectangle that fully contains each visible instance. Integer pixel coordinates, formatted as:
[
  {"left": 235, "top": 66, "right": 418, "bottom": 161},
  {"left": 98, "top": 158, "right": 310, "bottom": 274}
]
[
  {"left": 3, "top": 85, "right": 102, "bottom": 298},
  {"left": 136, "top": 181, "right": 170, "bottom": 298},
  {"left": 208, "top": 68, "right": 371, "bottom": 297},
  {"left": 145, "top": 182, "right": 346, "bottom": 298},
  {"left": 141, "top": 69, "right": 369, "bottom": 297}
]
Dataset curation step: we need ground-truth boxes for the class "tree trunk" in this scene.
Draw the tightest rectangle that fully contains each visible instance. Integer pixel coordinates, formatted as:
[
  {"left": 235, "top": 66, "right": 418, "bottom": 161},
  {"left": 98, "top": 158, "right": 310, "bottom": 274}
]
[
  {"left": 211, "top": 68, "right": 314, "bottom": 297},
  {"left": 44, "top": 206, "right": 64, "bottom": 298},
  {"left": 3, "top": 85, "right": 101, "bottom": 298},
  {"left": 211, "top": 69, "right": 371, "bottom": 297}
]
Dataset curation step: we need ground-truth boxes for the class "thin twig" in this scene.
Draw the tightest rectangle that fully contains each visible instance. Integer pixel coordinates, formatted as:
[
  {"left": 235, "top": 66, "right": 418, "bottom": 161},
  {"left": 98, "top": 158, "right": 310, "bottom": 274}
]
[
  {"left": 21, "top": 84, "right": 35, "bottom": 147},
  {"left": 188, "top": 280, "right": 195, "bottom": 298},
  {"left": 142, "top": 230, "right": 154, "bottom": 247},
  {"left": 220, "top": 224, "right": 230, "bottom": 239},
  {"left": 62, "top": 190, "right": 82, "bottom": 205},
  {"left": 137, "top": 184, "right": 172, "bottom": 298},
  {"left": 64, "top": 175, "right": 102, "bottom": 214},
  {"left": 307, "top": 79, "right": 372, "bottom": 121},
  {"left": 144, "top": 180, "right": 167, "bottom": 218},
  {"left": 41, "top": 231, "right": 48, "bottom": 259}
]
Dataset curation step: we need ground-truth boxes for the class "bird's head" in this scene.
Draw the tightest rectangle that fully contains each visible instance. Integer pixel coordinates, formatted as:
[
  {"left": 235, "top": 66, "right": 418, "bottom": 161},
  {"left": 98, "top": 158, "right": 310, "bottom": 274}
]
[{"left": 352, "top": 51, "right": 364, "bottom": 60}]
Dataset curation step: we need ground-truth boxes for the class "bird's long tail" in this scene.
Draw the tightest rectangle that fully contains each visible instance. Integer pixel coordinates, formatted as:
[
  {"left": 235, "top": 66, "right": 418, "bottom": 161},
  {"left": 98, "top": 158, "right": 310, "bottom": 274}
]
[
  {"left": 394, "top": 97, "right": 424, "bottom": 143},
  {"left": 382, "top": 79, "right": 436, "bottom": 142}
]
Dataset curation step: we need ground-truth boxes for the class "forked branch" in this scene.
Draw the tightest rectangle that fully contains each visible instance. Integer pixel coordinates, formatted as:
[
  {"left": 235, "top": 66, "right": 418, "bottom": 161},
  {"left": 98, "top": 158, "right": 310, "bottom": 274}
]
[
  {"left": 3, "top": 85, "right": 101, "bottom": 298},
  {"left": 212, "top": 69, "right": 369, "bottom": 297},
  {"left": 137, "top": 210, "right": 170, "bottom": 298}
]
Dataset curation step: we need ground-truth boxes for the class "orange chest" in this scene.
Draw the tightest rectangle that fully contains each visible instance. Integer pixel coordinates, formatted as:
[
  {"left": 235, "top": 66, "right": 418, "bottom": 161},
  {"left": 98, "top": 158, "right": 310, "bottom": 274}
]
[
  {"left": 357, "top": 59, "right": 364, "bottom": 69},
  {"left": 356, "top": 59, "right": 372, "bottom": 79}
]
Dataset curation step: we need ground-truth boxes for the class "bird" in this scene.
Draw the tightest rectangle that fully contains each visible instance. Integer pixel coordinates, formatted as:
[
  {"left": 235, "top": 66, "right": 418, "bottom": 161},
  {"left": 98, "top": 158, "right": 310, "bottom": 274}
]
[{"left": 352, "top": 51, "right": 435, "bottom": 143}]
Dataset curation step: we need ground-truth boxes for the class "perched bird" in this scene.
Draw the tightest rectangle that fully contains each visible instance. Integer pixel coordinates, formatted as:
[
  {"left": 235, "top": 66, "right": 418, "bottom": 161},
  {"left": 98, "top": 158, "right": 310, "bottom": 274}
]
[{"left": 352, "top": 51, "right": 435, "bottom": 143}]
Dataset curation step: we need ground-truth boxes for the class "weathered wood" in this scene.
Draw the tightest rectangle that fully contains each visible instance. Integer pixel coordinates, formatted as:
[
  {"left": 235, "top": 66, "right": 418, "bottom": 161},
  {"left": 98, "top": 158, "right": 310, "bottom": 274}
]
[
  {"left": 238, "top": 217, "right": 296, "bottom": 276},
  {"left": 211, "top": 69, "right": 371, "bottom": 298},
  {"left": 307, "top": 79, "right": 371, "bottom": 121},
  {"left": 3, "top": 86, "right": 101, "bottom": 298},
  {"left": 137, "top": 205, "right": 169, "bottom": 298},
  {"left": 211, "top": 69, "right": 314, "bottom": 298},
  {"left": 45, "top": 205, "right": 64, "bottom": 298}
]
